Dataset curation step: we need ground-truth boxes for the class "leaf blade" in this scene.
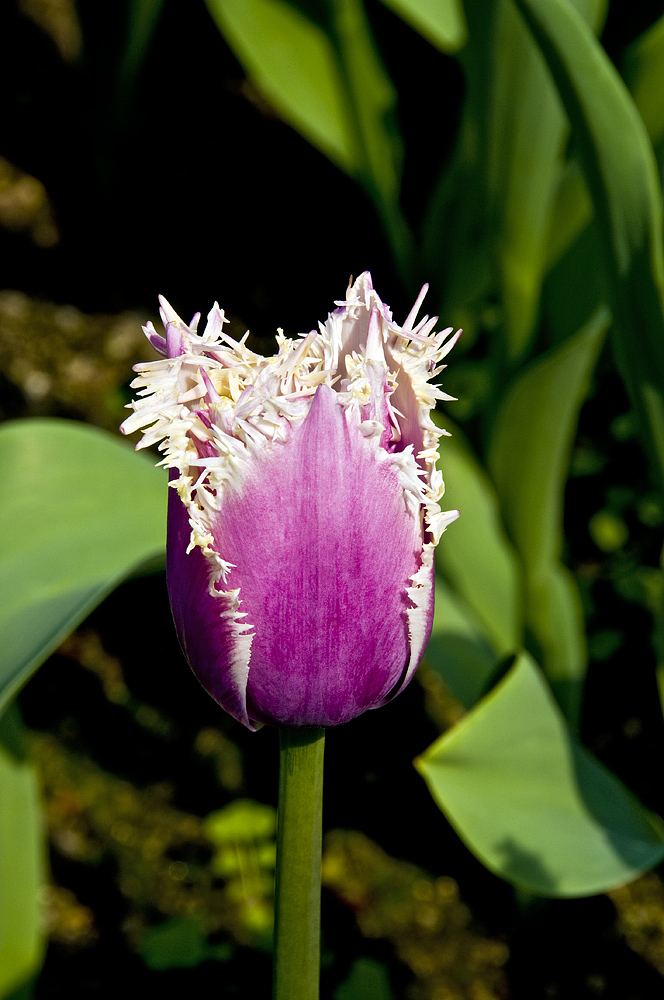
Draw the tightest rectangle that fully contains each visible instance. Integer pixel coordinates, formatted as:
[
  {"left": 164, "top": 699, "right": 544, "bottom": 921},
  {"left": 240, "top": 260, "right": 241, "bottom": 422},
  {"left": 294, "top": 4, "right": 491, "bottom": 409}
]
[
  {"left": 0, "top": 746, "right": 44, "bottom": 998},
  {"left": 488, "top": 306, "right": 609, "bottom": 721},
  {"left": 436, "top": 414, "right": 523, "bottom": 659},
  {"left": 0, "top": 419, "right": 166, "bottom": 711},
  {"left": 416, "top": 652, "right": 664, "bottom": 896},
  {"left": 513, "top": 0, "right": 664, "bottom": 492}
]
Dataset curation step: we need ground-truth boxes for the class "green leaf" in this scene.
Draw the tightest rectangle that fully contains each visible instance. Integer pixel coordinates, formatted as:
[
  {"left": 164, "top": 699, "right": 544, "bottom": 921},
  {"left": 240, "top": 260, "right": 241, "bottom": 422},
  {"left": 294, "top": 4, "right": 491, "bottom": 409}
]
[
  {"left": 513, "top": 0, "right": 664, "bottom": 494},
  {"left": 426, "top": 579, "right": 500, "bottom": 709},
  {"left": 484, "top": 0, "right": 568, "bottom": 359},
  {"left": 205, "top": 0, "right": 412, "bottom": 279},
  {"left": 377, "top": 0, "right": 467, "bottom": 53},
  {"left": 543, "top": 214, "right": 607, "bottom": 347},
  {"left": 206, "top": 0, "right": 354, "bottom": 172},
  {"left": 488, "top": 307, "right": 609, "bottom": 722},
  {"left": 203, "top": 800, "right": 277, "bottom": 844},
  {"left": 436, "top": 413, "right": 523, "bottom": 658},
  {"left": 415, "top": 652, "right": 664, "bottom": 897},
  {"left": 445, "top": 0, "right": 605, "bottom": 359},
  {"left": 334, "top": 957, "right": 394, "bottom": 1000},
  {"left": 138, "top": 917, "right": 231, "bottom": 971},
  {"left": 623, "top": 13, "right": 664, "bottom": 151},
  {"left": 546, "top": 11, "right": 664, "bottom": 286},
  {"left": 117, "top": 0, "right": 166, "bottom": 98},
  {"left": 0, "top": 419, "right": 166, "bottom": 714},
  {"left": 0, "top": 738, "right": 44, "bottom": 997}
]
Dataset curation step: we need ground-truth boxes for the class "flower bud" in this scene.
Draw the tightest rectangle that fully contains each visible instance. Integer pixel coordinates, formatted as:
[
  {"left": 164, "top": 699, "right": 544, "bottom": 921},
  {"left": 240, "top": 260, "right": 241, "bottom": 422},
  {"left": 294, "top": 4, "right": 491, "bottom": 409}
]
[{"left": 122, "top": 273, "right": 459, "bottom": 728}]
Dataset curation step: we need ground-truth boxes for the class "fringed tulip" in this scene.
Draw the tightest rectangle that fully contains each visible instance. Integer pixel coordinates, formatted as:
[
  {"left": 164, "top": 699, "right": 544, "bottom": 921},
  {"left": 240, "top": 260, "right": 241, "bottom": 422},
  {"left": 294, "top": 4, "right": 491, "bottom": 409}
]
[{"left": 121, "top": 273, "right": 459, "bottom": 729}]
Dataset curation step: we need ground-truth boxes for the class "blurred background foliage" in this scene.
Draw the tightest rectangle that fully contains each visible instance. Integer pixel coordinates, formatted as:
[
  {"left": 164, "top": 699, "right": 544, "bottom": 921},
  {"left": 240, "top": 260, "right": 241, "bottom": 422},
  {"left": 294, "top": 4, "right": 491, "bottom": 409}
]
[{"left": 3, "top": 0, "right": 664, "bottom": 996}]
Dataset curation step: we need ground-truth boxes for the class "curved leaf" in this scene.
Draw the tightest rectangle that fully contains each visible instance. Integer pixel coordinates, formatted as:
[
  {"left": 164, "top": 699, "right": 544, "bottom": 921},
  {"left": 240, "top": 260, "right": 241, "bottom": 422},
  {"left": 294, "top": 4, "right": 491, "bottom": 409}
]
[
  {"left": 0, "top": 730, "right": 44, "bottom": 998},
  {"left": 415, "top": 652, "right": 664, "bottom": 897},
  {"left": 488, "top": 306, "right": 609, "bottom": 722},
  {"left": 378, "top": 0, "right": 467, "bottom": 53},
  {"left": 513, "top": 0, "right": 664, "bottom": 493},
  {"left": 205, "top": 0, "right": 411, "bottom": 279},
  {"left": 436, "top": 413, "right": 523, "bottom": 658},
  {"left": 206, "top": 0, "right": 354, "bottom": 172},
  {"left": 0, "top": 419, "right": 166, "bottom": 714},
  {"left": 623, "top": 14, "right": 664, "bottom": 151},
  {"left": 425, "top": 579, "right": 500, "bottom": 710},
  {"left": 444, "top": 0, "right": 605, "bottom": 359}
]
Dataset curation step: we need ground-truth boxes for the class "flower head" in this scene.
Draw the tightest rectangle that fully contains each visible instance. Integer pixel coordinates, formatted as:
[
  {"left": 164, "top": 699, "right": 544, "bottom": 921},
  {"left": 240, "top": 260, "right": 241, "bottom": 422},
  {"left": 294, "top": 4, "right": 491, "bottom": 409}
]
[{"left": 122, "top": 273, "right": 459, "bottom": 729}]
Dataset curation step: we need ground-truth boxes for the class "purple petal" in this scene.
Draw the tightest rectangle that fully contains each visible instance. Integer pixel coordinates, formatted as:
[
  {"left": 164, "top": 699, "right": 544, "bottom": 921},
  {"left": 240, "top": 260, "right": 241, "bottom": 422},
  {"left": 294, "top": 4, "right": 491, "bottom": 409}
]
[
  {"left": 167, "top": 474, "right": 254, "bottom": 730},
  {"left": 211, "top": 384, "right": 427, "bottom": 727}
]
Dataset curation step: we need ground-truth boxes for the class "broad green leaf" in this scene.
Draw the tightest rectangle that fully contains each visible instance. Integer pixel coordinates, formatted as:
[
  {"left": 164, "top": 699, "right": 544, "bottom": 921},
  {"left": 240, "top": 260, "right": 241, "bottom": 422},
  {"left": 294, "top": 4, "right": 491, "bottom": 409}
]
[
  {"left": 0, "top": 721, "right": 44, "bottom": 998},
  {"left": 415, "top": 652, "right": 664, "bottom": 897},
  {"left": 426, "top": 579, "right": 500, "bottom": 709},
  {"left": 0, "top": 419, "right": 166, "bottom": 714},
  {"left": 436, "top": 413, "right": 522, "bottom": 657},
  {"left": 205, "top": 0, "right": 411, "bottom": 279},
  {"left": 488, "top": 307, "right": 609, "bottom": 722},
  {"left": 378, "top": 0, "right": 467, "bottom": 53},
  {"left": 513, "top": 0, "right": 664, "bottom": 494}
]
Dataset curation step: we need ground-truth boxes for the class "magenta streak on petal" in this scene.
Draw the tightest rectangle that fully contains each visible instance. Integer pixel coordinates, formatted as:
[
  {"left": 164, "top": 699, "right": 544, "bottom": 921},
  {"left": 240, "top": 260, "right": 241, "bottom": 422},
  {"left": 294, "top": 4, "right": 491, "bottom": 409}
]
[
  {"left": 214, "top": 384, "right": 424, "bottom": 727},
  {"left": 145, "top": 325, "right": 167, "bottom": 356},
  {"left": 166, "top": 475, "right": 253, "bottom": 730},
  {"left": 166, "top": 322, "right": 186, "bottom": 358}
]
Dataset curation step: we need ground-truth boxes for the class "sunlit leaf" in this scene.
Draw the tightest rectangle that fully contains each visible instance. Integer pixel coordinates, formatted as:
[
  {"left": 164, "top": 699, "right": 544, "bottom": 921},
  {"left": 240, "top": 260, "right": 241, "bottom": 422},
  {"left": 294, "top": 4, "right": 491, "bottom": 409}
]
[
  {"left": 0, "top": 419, "right": 166, "bottom": 715},
  {"left": 435, "top": 413, "right": 523, "bottom": 658},
  {"left": 415, "top": 652, "right": 664, "bottom": 897},
  {"left": 514, "top": 0, "right": 664, "bottom": 494},
  {"left": 378, "top": 0, "right": 467, "bottom": 53},
  {"left": 0, "top": 714, "right": 44, "bottom": 999},
  {"left": 488, "top": 306, "right": 609, "bottom": 722},
  {"left": 206, "top": 0, "right": 353, "bottom": 171},
  {"left": 205, "top": 0, "right": 412, "bottom": 279},
  {"left": 204, "top": 800, "right": 277, "bottom": 844}
]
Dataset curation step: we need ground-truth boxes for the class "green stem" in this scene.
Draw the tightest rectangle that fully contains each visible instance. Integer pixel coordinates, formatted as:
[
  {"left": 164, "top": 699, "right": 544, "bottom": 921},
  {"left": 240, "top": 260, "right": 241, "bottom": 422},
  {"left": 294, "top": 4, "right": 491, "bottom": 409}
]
[{"left": 273, "top": 726, "right": 326, "bottom": 1000}]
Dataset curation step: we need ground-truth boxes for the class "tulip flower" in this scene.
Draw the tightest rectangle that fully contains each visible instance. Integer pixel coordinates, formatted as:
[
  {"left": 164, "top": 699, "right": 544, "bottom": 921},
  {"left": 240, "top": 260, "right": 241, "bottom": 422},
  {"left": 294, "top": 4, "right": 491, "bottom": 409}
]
[
  {"left": 122, "top": 273, "right": 459, "bottom": 999},
  {"left": 121, "top": 273, "right": 459, "bottom": 730}
]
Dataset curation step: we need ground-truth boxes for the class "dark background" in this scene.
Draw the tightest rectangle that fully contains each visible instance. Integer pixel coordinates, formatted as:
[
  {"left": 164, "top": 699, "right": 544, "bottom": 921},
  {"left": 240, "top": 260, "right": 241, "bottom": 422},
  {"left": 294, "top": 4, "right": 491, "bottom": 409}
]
[{"left": 3, "top": 1, "right": 664, "bottom": 997}]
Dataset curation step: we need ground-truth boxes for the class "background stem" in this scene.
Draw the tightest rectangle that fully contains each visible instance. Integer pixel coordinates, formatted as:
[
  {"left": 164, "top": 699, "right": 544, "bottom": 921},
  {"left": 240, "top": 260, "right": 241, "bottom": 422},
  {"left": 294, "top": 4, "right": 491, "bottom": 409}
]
[{"left": 273, "top": 726, "right": 326, "bottom": 1000}]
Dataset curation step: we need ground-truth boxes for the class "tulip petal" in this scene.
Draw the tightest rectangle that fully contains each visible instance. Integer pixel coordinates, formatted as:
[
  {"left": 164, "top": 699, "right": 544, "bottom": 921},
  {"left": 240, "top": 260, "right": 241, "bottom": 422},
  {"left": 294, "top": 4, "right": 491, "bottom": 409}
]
[
  {"left": 167, "top": 477, "right": 254, "bottom": 730},
  {"left": 209, "top": 384, "right": 426, "bottom": 727}
]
